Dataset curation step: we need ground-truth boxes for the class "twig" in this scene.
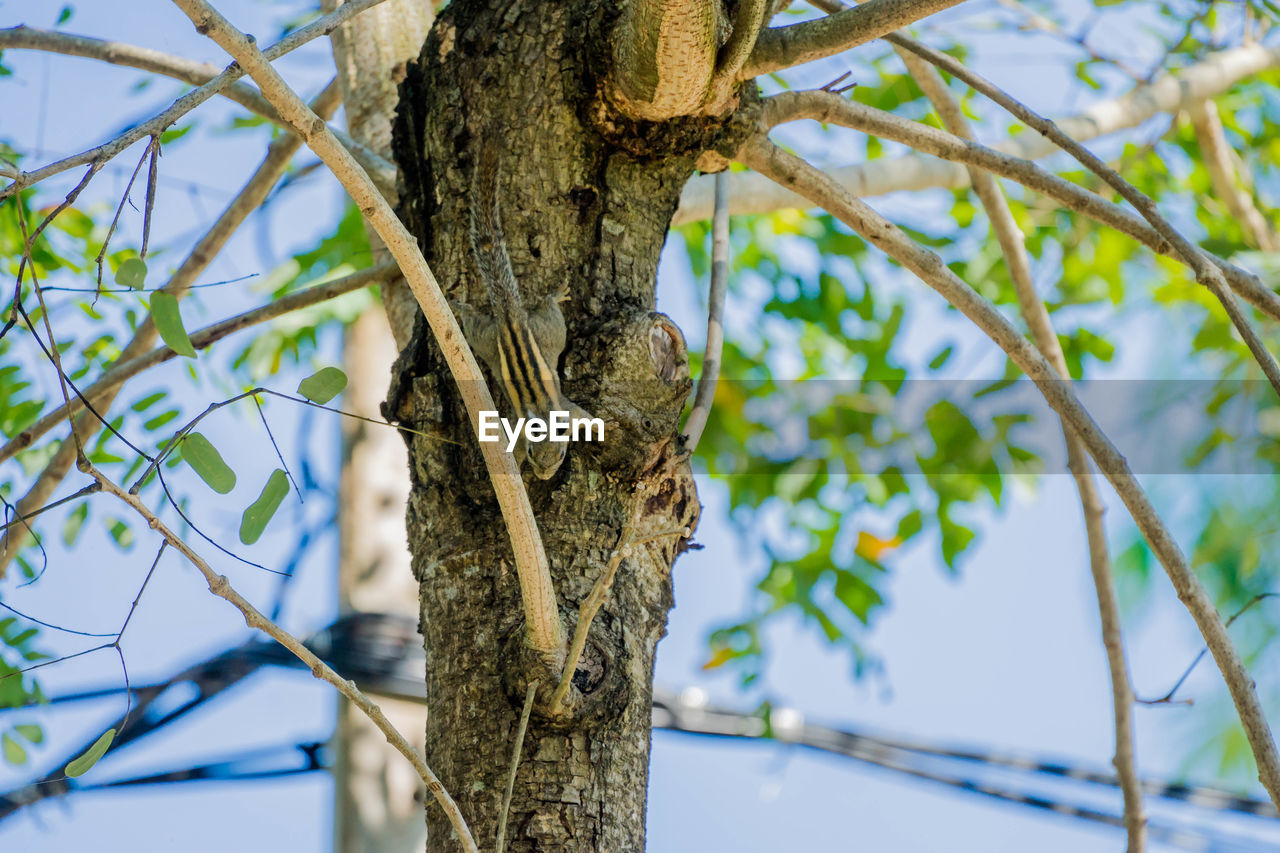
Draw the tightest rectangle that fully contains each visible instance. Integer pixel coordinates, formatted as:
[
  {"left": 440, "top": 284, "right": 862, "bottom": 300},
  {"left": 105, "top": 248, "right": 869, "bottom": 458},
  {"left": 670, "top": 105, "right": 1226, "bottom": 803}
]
[
  {"left": 252, "top": 395, "right": 302, "bottom": 501},
  {"left": 0, "top": 2, "right": 393, "bottom": 200},
  {"left": 0, "top": 260, "right": 395, "bottom": 465},
  {"left": 0, "top": 483, "right": 99, "bottom": 536},
  {"left": 496, "top": 680, "right": 538, "bottom": 853},
  {"left": 888, "top": 36, "right": 1280, "bottom": 401},
  {"left": 548, "top": 501, "right": 689, "bottom": 716},
  {"left": 896, "top": 46, "right": 1147, "bottom": 852},
  {"left": 1140, "top": 593, "right": 1278, "bottom": 706},
  {"left": 683, "top": 171, "right": 729, "bottom": 453},
  {"left": 93, "top": 140, "right": 152, "bottom": 296},
  {"left": 140, "top": 136, "right": 160, "bottom": 260},
  {"left": 83, "top": 462, "right": 477, "bottom": 852},
  {"left": 737, "top": 133, "right": 1280, "bottom": 811},
  {"left": 548, "top": 515, "right": 640, "bottom": 715},
  {"left": 171, "top": 0, "right": 566, "bottom": 667}
]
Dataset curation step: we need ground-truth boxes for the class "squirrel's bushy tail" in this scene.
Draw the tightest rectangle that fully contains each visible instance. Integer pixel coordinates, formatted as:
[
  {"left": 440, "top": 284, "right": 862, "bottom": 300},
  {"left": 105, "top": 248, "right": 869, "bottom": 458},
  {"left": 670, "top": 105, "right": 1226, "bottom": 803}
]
[{"left": 469, "top": 140, "right": 521, "bottom": 314}]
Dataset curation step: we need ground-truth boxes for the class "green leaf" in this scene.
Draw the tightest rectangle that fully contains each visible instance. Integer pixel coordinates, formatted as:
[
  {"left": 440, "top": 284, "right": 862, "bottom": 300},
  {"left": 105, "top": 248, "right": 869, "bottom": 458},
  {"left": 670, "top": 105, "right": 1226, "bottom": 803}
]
[
  {"left": 180, "top": 432, "right": 236, "bottom": 494},
  {"left": 56, "top": 5, "right": 73, "bottom": 24},
  {"left": 14, "top": 724, "right": 43, "bottom": 744},
  {"left": 105, "top": 516, "right": 134, "bottom": 550},
  {"left": 114, "top": 257, "right": 147, "bottom": 289},
  {"left": 150, "top": 292, "right": 197, "bottom": 358},
  {"left": 239, "top": 469, "right": 289, "bottom": 545},
  {"left": 2, "top": 733, "right": 26, "bottom": 765},
  {"left": 159, "top": 124, "right": 193, "bottom": 145},
  {"left": 62, "top": 502, "right": 88, "bottom": 546},
  {"left": 297, "top": 366, "right": 347, "bottom": 404},
  {"left": 65, "top": 728, "right": 115, "bottom": 777}
]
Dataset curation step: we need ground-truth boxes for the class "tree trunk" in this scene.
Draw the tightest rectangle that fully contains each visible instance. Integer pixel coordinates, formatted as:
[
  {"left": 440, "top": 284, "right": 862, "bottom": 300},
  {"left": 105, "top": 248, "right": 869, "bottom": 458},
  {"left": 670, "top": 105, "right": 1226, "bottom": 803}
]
[{"left": 387, "top": 0, "right": 737, "bottom": 849}]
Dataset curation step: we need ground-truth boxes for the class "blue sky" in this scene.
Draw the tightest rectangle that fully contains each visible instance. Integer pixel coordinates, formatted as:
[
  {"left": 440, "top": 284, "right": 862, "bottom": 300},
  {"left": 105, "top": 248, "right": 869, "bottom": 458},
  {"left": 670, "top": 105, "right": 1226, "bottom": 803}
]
[{"left": 1, "top": 1, "right": 1277, "bottom": 851}]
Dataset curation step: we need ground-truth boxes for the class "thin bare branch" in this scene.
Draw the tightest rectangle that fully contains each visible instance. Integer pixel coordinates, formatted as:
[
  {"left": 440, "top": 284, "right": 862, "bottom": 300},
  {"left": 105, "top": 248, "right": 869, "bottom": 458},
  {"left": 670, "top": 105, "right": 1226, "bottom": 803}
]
[
  {"left": 741, "top": 0, "right": 965, "bottom": 79},
  {"left": 738, "top": 133, "right": 1280, "bottom": 810},
  {"left": 2, "top": 261, "right": 396, "bottom": 466},
  {"left": 0, "top": 2, "right": 395, "bottom": 201},
  {"left": 1188, "top": 100, "right": 1276, "bottom": 253},
  {"left": 682, "top": 171, "right": 729, "bottom": 453},
  {"left": 495, "top": 680, "right": 538, "bottom": 853},
  {"left": 677, "top": 41, "right": 1280, "bottom": 224},
  {"left": 756, "top": 91, "right": 1280, "bottom": 322},
  {"left": 899, "top": 48, "right": 1146, "bottom": 851},
  {"left": 888, "top": 36, "right": 1280, "bottom": 401},
  {"left": 84, "top": 464, "right": 476, "bottom": 853},
  {"left": 171, "top": 0, "right": 567, "bottom": 667}
]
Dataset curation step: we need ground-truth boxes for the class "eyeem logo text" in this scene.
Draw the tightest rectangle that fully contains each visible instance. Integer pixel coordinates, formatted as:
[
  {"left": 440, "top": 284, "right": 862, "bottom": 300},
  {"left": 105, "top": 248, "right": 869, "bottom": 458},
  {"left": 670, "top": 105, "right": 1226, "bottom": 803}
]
[{"left": 478, "top": 411, "right": 605, "bottom": 452}]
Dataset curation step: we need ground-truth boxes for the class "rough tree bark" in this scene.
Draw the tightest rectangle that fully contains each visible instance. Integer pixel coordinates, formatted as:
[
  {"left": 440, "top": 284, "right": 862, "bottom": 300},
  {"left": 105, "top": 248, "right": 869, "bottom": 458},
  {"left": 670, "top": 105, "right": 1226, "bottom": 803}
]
[{"left": 385, "top": 0, "right": 741, "bottom": 848}]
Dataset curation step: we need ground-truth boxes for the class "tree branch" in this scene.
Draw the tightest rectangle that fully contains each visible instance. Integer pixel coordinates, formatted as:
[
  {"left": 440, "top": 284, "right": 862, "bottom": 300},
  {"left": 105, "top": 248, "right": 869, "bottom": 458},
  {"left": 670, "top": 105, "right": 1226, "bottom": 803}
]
[
  {"left": 756, "top": 91, "right": 1280, "bottom": 322},
  {"left": 1, "top": 262, "right": 396, "bottom": 466},
  {"left": 740, "top": 0, "right": 964, "bottom": 79},
  {"left": 0, "top": 81, "right": 345, "bottom": 579},
  {"left": 682, "top": 171, "right": 729, "bottom": 453},
  {"left": 898, "top": 48, "right": 1147, "bottom": 851},
  {"left": 0, "top": 1, "right": 395, "bottom": 201},
  {"left": 738, "top": 133, "right": 1280, "bottom": 811},
  {"left": 677, "top": 41, "right": 1280, "bottom": 223},
  {"left": 84, "top": 464, "right": 477, "bottom": 853},
  {"left": 888, "top": 36, "right": 1280, "bottom": 402},
  {"left": 1188, "top": 99, "right": 1276, "bottom": 253},
  {"left": 170, "top": 0, "right": 567, "bottom": 667}
]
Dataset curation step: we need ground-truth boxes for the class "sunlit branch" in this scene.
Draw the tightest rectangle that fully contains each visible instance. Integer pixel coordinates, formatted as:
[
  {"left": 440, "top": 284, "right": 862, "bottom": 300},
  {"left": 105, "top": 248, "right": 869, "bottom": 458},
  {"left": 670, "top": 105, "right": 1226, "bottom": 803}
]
[
  {"left": 682, "top": 172, "right": 729, "bottom": 453},
  {"left": 1188, "top": 100, "right": 1276, "bottom": 253},
  {"left": 0, "top": 26, "right": 395, "bottom": 194}
]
